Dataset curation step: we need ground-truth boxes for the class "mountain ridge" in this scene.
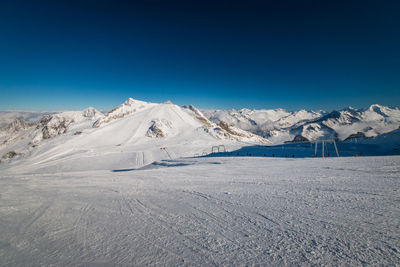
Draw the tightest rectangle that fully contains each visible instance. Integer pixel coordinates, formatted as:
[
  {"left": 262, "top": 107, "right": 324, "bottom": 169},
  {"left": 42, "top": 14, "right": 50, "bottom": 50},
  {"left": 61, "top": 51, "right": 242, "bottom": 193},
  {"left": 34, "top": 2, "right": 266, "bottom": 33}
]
[
  {"left": 0, "top": 99, "right": 399, "bottom": 167},
  {"left": 0, "top": 98, "right": 269, "bottom": 169},
  {"left": 203, "top": 104, "right": 400, "bottom": 143}
]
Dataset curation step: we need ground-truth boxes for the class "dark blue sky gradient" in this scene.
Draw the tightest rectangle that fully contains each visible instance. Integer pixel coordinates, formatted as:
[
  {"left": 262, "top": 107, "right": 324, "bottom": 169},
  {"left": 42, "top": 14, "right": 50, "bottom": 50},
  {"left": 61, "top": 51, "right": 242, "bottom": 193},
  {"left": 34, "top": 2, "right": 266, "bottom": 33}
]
[{"left": 1, "top": 0, "right": 399, "bottom": 111}]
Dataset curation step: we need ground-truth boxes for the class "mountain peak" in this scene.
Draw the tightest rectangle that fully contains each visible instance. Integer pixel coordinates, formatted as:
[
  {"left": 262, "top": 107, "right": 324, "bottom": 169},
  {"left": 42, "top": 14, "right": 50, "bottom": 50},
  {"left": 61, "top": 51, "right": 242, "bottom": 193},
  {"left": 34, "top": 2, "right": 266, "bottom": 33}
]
[
  {"left": 123, "top": 97, "right": 136, "bottom": 105},
  {"left": 82, "top": 107, "right": 103, "bottom": 119},
  {"left": 368, "top": 104, "right": 384, "bottom": 110},
  {"left": 93, "top": 98, "right": 155, "bottom": 128},
  {"left": 3, "top": 119, "right": 31, "bottom": 133}
]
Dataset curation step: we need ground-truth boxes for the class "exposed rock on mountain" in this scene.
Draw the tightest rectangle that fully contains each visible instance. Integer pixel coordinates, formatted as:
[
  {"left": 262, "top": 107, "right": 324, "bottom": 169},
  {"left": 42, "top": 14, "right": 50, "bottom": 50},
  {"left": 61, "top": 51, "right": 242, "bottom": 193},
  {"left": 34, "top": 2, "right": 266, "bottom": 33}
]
[
  {"left": 202, "top": 108, "right": 325, "bottom": 142},
  {"left": 291, "top": 104, "right": 400, "bottom": 142},
  {"left": 1, "top": 150, "right": 22, "bottom": 159},
  {"left": 183, "top": 105, "right": 269, "bottom": 143},
  {"left": 93, "top": 98, "right": 154, "bottom": 128},
  {"left": 31, "top": 108, "right": 104, "bottom": 144},
  {"left": 146, "top": 119, "right": 173, "bottom": 138},
  {"left": 0, "top": 99, "right": 398, "bottom": 168},
  {"left": 0, "top": 119, "right": 32, "bottom": 135},
  {"left": 0, "top": 110, "right": 59, "bottom": 129},
  {"left": 33, "top": 115, "right": 74, "bottom": 143},
  {"left": 203, "top": 104, "right": 400, "bottom": 143},
  {"left": 0, "top": 108, "right": 104, "bottom": 158},
  {"left": 82, "top": 107, "right": 103, "bottom": 118}
]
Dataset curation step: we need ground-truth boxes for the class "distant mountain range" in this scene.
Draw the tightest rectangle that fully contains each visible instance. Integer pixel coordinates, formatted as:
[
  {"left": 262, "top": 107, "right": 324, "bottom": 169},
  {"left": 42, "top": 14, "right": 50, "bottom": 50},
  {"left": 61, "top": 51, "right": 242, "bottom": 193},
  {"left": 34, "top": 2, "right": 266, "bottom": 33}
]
[
  {"left": 0, "top": 99, "right": 399, "bottom": 167},
  {"left": 202, "top": 104, "right": 400, "bottom": 143}
]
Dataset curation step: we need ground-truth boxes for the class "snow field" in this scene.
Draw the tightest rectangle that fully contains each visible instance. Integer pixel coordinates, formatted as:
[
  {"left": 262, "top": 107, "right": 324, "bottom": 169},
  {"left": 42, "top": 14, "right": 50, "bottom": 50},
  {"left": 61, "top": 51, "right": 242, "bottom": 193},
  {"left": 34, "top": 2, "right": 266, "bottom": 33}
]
[{"left": 0, "top": 156, "right": 399, "bottom": 266}]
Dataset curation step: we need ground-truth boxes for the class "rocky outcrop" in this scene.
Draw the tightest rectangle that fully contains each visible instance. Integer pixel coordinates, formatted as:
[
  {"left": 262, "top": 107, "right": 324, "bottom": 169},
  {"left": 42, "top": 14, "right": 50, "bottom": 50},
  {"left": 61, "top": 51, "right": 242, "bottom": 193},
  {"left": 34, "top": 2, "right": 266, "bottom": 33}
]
[
  {"left": 344, "top": 132, "right": 367, "bottom": 141},
  {"left": 40, "top": 116, "right": 74, "bottom": 140},
  {"left": 82, "top": 107, "right": 102, "bottom": 119},
  {"left": 183, "top": 105, "right": 270, "bottom": 143},
  {"left": 146, "top": 119, "right": 173, "bottom": 138},
  {"left": 183, "top": 105, "right": 213, "bottom": 127},
  {"left": 2, "top": 151, "right": 22, "bottom": 159},
  {"left": 213, "top": 121, "right": 270, "bottom": 143},
  {"left": 284, "top": 135, "right": 310, "bottom": 143},
  {"left": 1, "top": 119, "right": 32, "bottom": 134}
]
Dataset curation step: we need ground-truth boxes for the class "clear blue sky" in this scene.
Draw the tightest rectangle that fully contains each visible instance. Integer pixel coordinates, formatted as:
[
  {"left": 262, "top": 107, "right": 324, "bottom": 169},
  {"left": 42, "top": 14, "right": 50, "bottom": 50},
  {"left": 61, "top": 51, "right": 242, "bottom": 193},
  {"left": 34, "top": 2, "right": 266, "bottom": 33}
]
[{"left": 1, "top": 0, "right": 399, "bottom": 111}]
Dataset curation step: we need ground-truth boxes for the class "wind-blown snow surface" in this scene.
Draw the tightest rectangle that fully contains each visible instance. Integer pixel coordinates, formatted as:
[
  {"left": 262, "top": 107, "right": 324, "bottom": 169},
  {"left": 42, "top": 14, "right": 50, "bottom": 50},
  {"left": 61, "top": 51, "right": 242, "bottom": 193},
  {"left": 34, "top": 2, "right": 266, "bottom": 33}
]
[{"left": 0, "top": 156, "right": 399, "bottom": 266}]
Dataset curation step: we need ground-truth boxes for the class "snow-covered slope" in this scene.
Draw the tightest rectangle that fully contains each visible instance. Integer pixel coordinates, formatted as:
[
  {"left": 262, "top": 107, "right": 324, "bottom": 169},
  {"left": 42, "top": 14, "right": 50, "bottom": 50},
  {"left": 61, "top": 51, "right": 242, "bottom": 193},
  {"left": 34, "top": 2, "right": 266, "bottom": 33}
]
[
  {"left": 1, "top": 100, "right": 399, "bottom": 168},
  {"left": 203, "top": 104, "right": 400, "bottom": 143},
  {"left": 1, "top": 156, "right": 399, "bottom": 266},
  {"left": 31, "top": 107, "right": 104, "bottom": 144},
  {"left": 0, "top": 99, "right": 268, "bottom": 171},
  {"left": 93, "top": 98, "right": 157, "bottom": 128},
  {"left": 90, "top": 100, "right": 268, "bottom": 146},
  {"left": 360, "top": 128, "right": 400, "bottom": 148},
  {"left": 0, "top": 107, "right": 104, "bottom": 161}
]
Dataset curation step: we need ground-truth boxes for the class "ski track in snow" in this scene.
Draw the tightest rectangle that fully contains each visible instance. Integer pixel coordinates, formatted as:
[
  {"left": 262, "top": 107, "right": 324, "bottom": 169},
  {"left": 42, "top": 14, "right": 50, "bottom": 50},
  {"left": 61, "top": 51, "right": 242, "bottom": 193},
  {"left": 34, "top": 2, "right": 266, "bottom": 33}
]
[{"left": 0, "top": 156, "right": 399, "bottom": 266}]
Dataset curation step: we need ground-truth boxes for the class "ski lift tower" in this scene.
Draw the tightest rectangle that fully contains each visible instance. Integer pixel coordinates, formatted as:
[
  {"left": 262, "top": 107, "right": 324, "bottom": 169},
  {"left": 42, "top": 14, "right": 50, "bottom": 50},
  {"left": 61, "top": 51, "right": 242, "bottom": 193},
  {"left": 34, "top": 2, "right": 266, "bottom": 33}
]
[
  {"left": 314, "top": 139, "right": 340, "bottom": 157},
  {"left": 211, "top": 145, "right": 226, "bottom": 154}
]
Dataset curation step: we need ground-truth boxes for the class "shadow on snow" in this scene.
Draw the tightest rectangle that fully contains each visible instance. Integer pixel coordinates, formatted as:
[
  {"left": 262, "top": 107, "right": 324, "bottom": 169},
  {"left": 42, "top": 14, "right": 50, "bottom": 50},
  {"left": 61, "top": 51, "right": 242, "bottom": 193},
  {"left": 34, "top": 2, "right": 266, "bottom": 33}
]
[
  {"left": 112, "top": 141, "right": 400, "bottom": 172},
  {"left": 112, "top": 159, "right": 222, "bottom": 172},
  {"left": 200, "top": 142, "right": 400, "bottom": 159}
]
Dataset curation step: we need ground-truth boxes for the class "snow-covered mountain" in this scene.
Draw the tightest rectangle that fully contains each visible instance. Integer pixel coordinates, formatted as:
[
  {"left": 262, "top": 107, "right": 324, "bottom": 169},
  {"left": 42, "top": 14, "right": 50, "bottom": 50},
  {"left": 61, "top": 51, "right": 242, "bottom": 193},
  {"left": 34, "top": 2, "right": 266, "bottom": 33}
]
[
  {"left": 0, "top": 107, "right": 104, "bottom": 160},
  {"left": 91, "top": 98, "right": 268, "bottom": 144},
  {"left": 0, "top": 110, "right": 60, "bottom": 129},
  {"left": 282, "top": 104, "right": 400, "bottom": 142},
  {"left": 93, "top": 98, "right": 157, "bottom": 128},
  {"left": 1, "top": 99, "right": 399, "bottom": 169},
  {"left": 202, "top": 108, "right": 325, "bottom": 143},
  {"left": 0, "top": 99, "right": 268, "bottom": 170},
  {"left": 203, "top": 104, "right": 400, "bottom": 143}
]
